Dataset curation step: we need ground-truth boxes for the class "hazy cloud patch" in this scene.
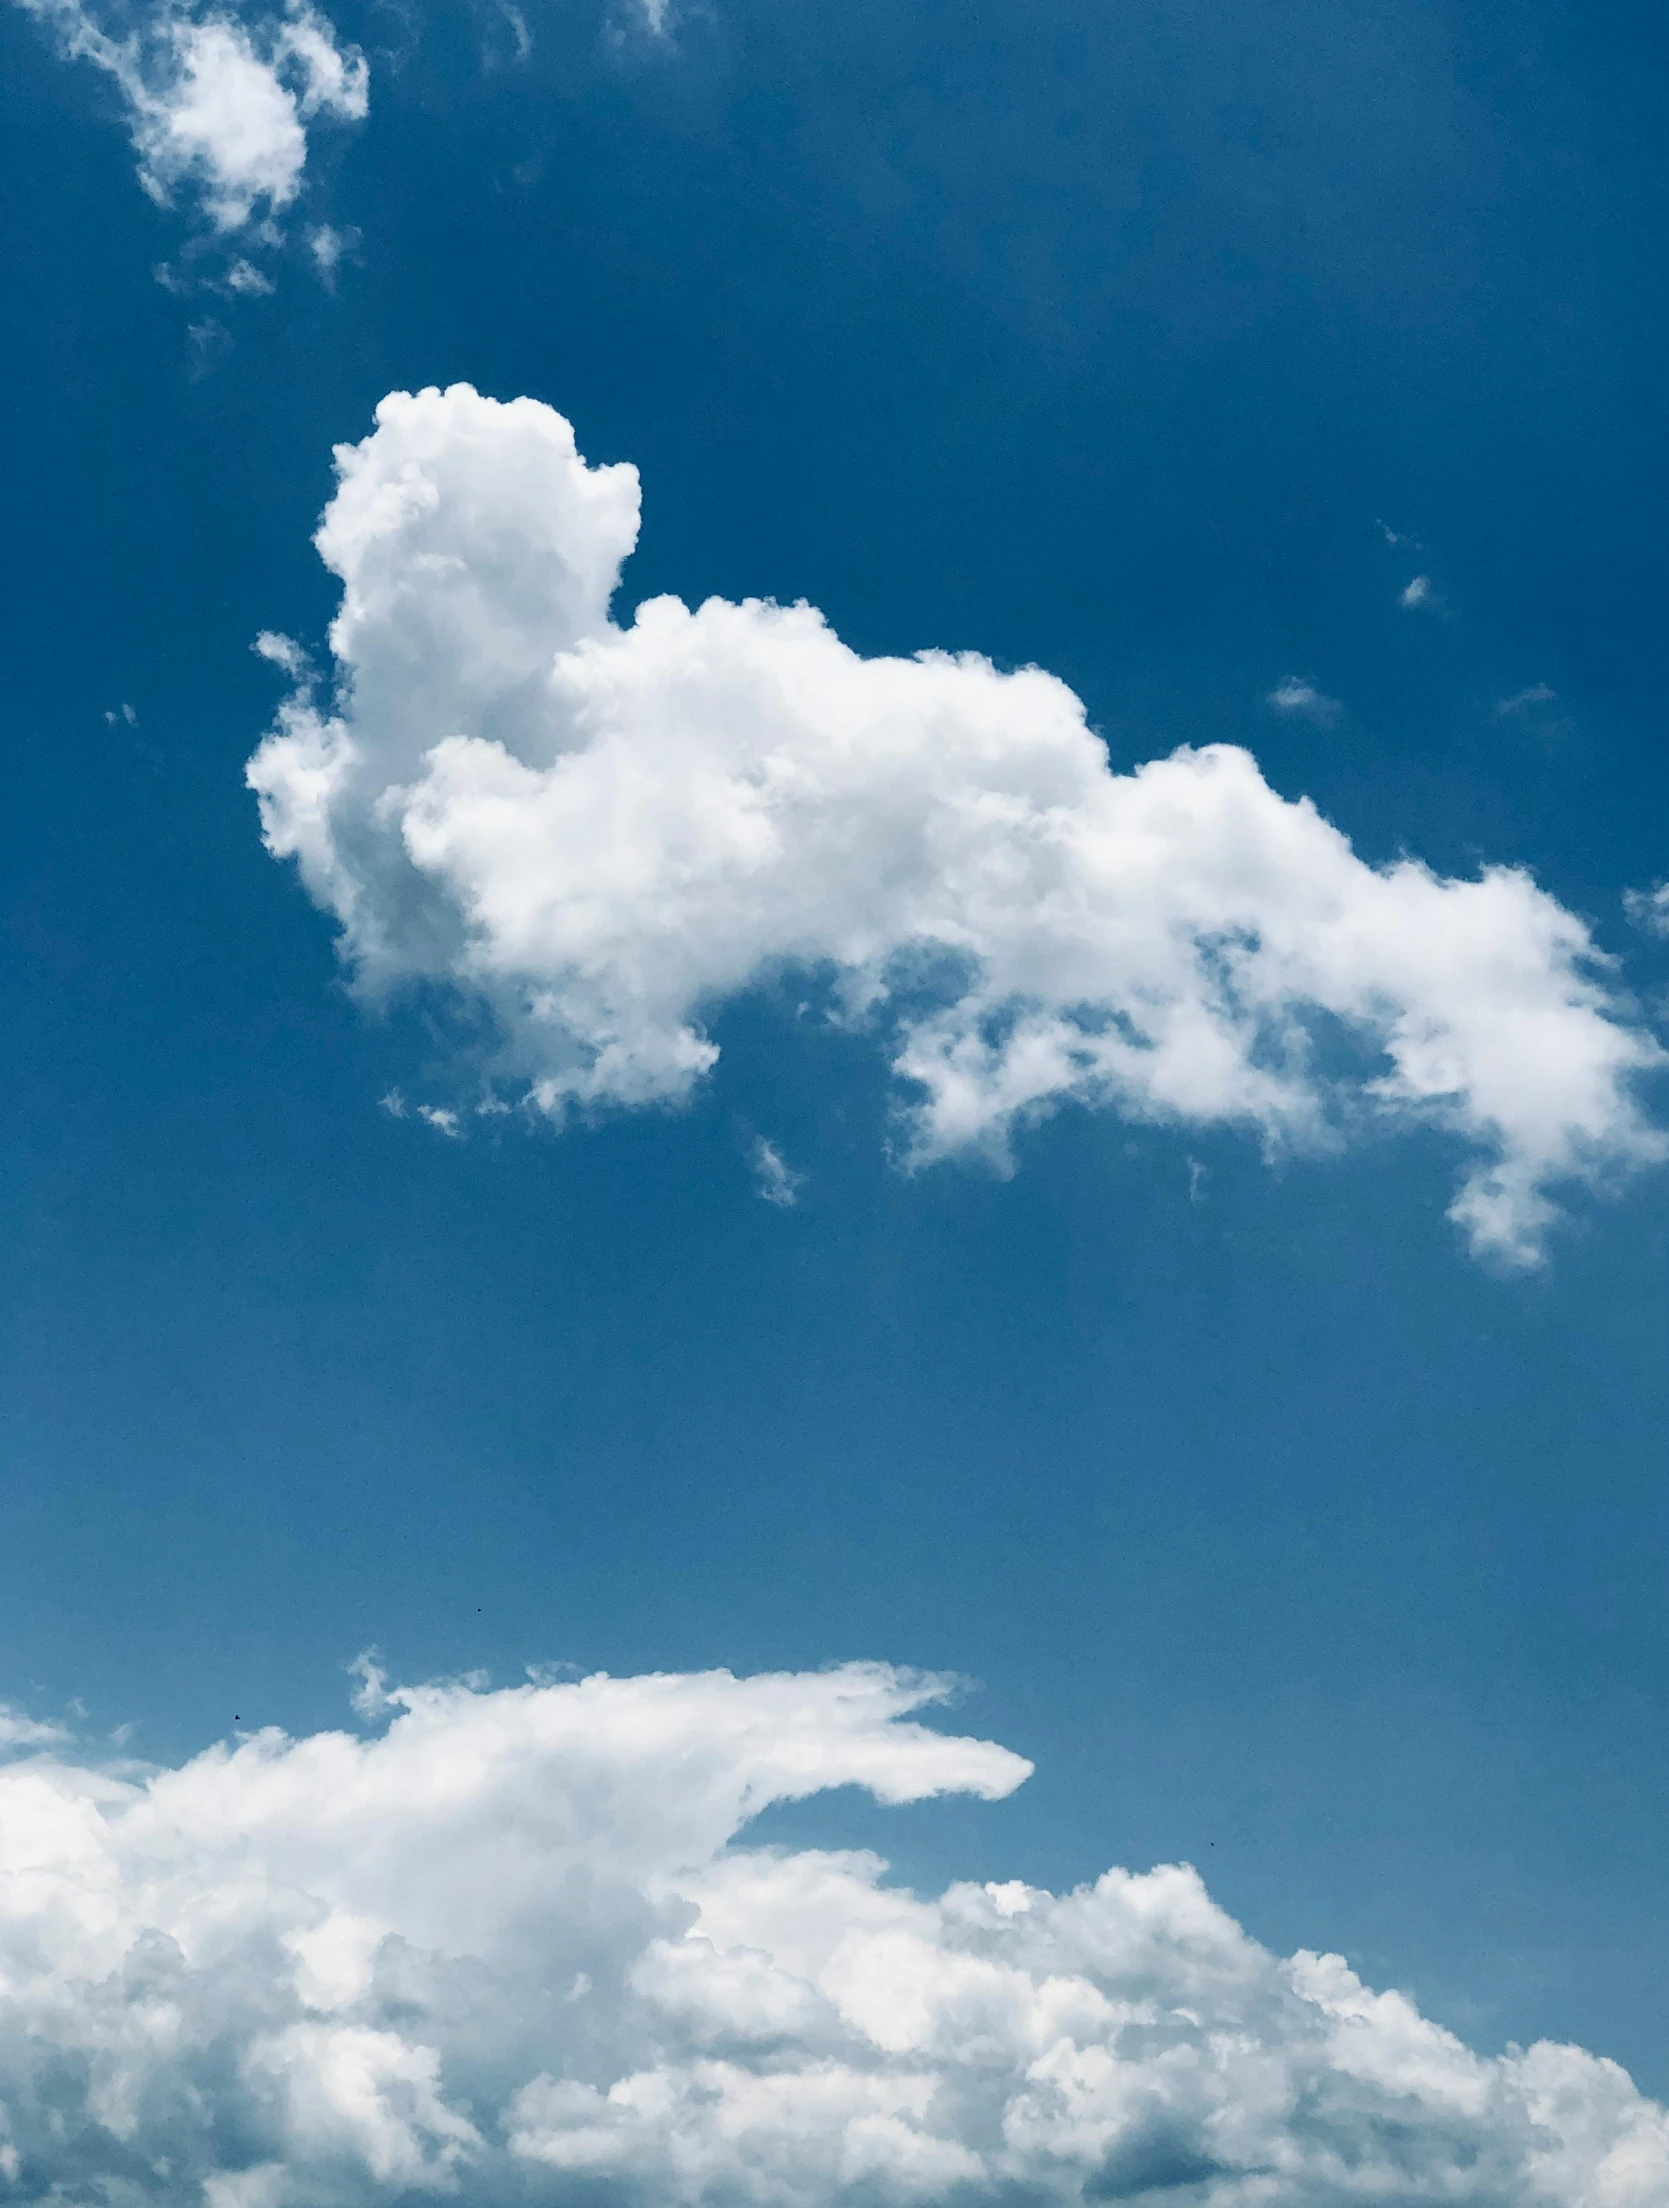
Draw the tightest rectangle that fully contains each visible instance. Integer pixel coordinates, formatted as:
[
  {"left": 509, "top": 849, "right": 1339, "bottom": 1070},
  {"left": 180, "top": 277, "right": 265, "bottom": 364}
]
[
  {"left": 750, "top": 1135, "right": 804, "bottom": 1206},
  {"left": 1265, "top": 676, "right": 1340, "bottom": 724},
  {"left": 1497, "top": 683, "right": 1559, "bottom": 717},
  {"left": 1624, "top": 884, "right": 1669, "bottom": 940}
]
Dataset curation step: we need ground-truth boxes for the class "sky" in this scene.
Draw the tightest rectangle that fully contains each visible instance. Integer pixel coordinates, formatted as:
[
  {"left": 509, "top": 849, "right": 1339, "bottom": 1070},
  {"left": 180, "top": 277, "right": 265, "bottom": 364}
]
[{"left": 2, "top": 0, "right": 1669, "bottom": 2199}]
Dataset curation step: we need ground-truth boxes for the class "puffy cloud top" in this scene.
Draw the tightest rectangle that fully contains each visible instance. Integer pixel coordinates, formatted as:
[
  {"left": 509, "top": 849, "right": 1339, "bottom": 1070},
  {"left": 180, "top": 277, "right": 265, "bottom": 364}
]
[
  {"left": 249, "top": 385, "right": 1665, "bottom": 1263},
  {"left": 0, "top": 1660, "right": 1661, "bottom": 2208},
  {"left": 21, "top": 0, "right": 366, "bottom": 232}
]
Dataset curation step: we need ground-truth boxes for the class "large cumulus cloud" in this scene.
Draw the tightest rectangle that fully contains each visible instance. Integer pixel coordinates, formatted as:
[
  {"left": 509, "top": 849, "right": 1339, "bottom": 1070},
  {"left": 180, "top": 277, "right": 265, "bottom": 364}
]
[
  {"left": 0, "top": 1660, "right": 1661, "bottom": 2207},
  {"left": 248, "top": 385, "right": 1664, "bottom": 1263}
]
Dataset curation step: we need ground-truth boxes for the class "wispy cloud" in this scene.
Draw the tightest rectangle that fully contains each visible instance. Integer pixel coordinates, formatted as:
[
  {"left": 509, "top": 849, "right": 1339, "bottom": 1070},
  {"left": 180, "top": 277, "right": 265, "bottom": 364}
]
[
  {"left": 1496, "top": 683, "right": 1558, "bottom": 716},
  {"left": 1624, "top": 883, "right": 1669, "bottom": 940},
  {"left": 1266, "top": 676, "right": 1341, "bottom": 725},
  {"left": 19, "top": 0, "right": 366, "bottom": 262},
  {"left": 750, "top": 1135, "right": 804, "bottom": 1207},
  {"left": 0, "top": 1704, "right": 69, "bottom": 1752}
]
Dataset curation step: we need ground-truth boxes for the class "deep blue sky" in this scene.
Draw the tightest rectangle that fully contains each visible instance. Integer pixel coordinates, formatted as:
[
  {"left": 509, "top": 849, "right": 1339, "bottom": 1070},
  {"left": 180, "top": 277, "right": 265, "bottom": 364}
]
[{"left": 4, "top": 0, "right": 1669, "bottom": 2092}]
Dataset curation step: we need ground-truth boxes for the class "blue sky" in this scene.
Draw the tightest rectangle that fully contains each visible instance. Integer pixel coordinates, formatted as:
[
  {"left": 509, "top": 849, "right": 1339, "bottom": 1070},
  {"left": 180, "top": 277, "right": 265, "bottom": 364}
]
[{"left": 3, "top": 0, "right": 1669, "bottom": 2194}]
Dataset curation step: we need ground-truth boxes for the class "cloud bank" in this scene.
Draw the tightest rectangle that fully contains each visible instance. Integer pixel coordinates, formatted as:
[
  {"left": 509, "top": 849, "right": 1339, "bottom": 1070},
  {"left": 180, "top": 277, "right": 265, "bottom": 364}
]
[
  {"left": 248, "top": 386, "right": 1665, "bottom": 1263},
  {"left": 0, "top": 1660, "right": 1662, "bottom": 2208},
  {"left": 20, "top": 0, "right": 366, "bottom": 233}
]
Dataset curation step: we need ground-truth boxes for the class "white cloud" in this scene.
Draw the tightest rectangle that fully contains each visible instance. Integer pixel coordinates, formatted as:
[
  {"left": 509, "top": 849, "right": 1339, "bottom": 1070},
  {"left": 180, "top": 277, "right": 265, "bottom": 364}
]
[
  {"left": 248, "top": 385, "right": 1667, "bottom": 1266},
  {"left": 19, "top": 0, "right": 366, "bottom": 234},
  {"left": 224, "top": 255, "right": 275, "bottom": 294},
  {"left": 1624, "top": 884, "right": 1669, "bottom": 941},
  {"left": 752, "top": 1134, "right": 804, "bottom": 1206},
  {"left": 1266, "top": 676, "right": 1340, "bottom": 724},
  {"left": 1400, "top": 574, "right": 1435, "bottom": 610},
  {"left": 254, "top": 628, "right": 312, "bottom": 681},
  {"left": 307, "top": 219, "right": 356, "bottom": 282},
  {"left": 0, "top": 1660, "right": 1660, "bottom": 2208},
  {"left": 0, "top": 1704, "right": 68, "bottom": 1750}
]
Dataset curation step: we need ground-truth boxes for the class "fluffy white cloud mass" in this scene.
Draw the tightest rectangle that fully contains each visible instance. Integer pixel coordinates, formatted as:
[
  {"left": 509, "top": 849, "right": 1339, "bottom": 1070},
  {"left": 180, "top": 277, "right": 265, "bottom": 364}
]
[
  {"left": 248, "top": 386, "right": 1664, "bottom": 1263},
  {"left": 0, "top": 1659, "right": 1663, "bottom": 2208},
  {"left": 21, "top": 0, "right": 366, "bottom": 231}
]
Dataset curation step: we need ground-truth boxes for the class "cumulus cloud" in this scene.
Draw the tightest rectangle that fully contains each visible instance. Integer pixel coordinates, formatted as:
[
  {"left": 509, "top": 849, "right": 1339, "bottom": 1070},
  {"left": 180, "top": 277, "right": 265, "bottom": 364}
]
[
  {"left": 19, "top": 0, "right": 366, "bottom": 233},
  {"left": 248, "top": 386, "right": 1666, "bottom": 1265},
  {"left": 1400, "top": 574, "right": 1435, "bottom": 611},
  {"left": 0, "top": 1660, "right": 1660, "bottom": 2208}
]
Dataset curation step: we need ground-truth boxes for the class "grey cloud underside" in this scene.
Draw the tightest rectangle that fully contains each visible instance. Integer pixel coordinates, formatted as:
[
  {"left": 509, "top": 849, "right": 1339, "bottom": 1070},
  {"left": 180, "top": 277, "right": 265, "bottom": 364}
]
[
  {"left": 0, "top": 1662, "right": 1663, "bottom": 2208},
  {"left": 247, "top": 387, "right": 1666, "bottom": 1262}
]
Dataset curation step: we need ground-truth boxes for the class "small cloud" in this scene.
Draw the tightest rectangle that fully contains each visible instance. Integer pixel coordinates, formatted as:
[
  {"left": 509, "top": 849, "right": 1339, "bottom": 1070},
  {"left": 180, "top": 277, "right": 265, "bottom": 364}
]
[
  {"left": 104, "top": 702, "right": 138, "bottom": 727},
  {"left": 1187, "top": 1158, "right": 1208, "bottom": 1204},
  {"left": 377, "top": 1092, "right": 468, "bottom": 1138},
  {"left": 186, "top": 315, "right": 232, "bottom": 377},
  {"left": 609, "top": 0, "right": 675, "bottom": 37},
  {"left": 492, "top": 0, "right": 531, "bottom": 61},
  {"left": 0, "top": 1705, "right": 69, "bottom": 1754},
  {"left": 20, "top": 0, "right": 368, "bottom": 244},
  {"left": 751, "top": 1136, "right": 804, "bottom": 1208},
  {"left": 1496, "top": 683, "right": 1557, "bottom": 717},
  {"left": 1399, "top": 574, "right": 1434, "bottom": 611},
  {"left": 1377, "top": 519, "right": 1420, "bottom": 550},
  {"left": 307, "top": 222, "right": 359, "bottom": 287},
  {"left": 1623, "top": 884, "right": 1669, "bottom": 940},
  {"left": 254, "top": 629, "right": 311, "bottom": 682},
  {"left": 1266, "top": 677, "right": 1341, "bottom": 725},
  {"left": 223, "top": 257, "right": 273, "bottom": 296},
  {"left": 347, "top": 1650, "right": 392, "bottom": 1720}
]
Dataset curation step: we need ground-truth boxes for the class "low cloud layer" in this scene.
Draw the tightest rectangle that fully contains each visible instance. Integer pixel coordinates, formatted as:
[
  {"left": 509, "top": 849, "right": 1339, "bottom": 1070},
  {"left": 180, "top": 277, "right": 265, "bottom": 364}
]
[
  {"left": 20, "top": 0, "right": 366, "bottom": 233},
  {"left": 249, "top": 386, "right": 1664, "bottom": 1263},
  {"left": 0, "top": 1660, "right": 1662, "bottom": 2208}
]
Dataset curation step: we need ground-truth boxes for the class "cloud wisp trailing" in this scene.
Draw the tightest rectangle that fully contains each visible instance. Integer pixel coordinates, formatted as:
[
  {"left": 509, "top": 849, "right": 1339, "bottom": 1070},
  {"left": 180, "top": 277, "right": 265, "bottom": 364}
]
[
  {"left": 18, "top": 0, "right": 366, "bottom": 235},
  {"left": 248, "top": 385, "right": 1666, "bottom": 1265},
  {"left": 751, "top": 1133, "right": 804, "bottom": 1206},
  {"left": 0, "top": 1659, "right": 1663, "bottom": 2208}
]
